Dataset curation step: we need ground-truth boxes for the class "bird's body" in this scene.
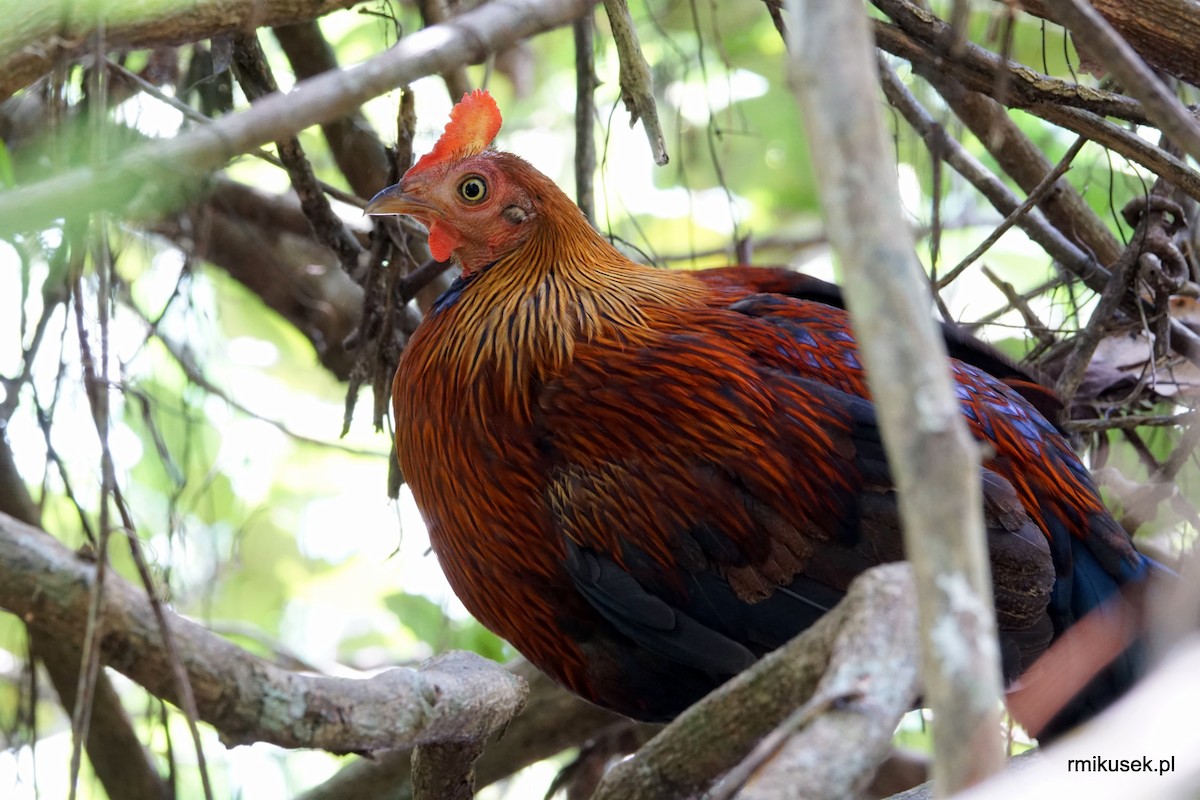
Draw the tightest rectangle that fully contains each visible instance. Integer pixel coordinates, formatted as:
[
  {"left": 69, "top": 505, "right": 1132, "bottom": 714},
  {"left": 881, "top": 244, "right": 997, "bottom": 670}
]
[{"left": 369, "top": 91, "right": 1154, "bottom": 736}]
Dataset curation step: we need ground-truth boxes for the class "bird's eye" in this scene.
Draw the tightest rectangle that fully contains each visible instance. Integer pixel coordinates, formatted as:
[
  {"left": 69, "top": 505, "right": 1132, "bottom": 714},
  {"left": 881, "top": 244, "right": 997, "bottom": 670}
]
[{"left": 458, "top": 175, "right": 488, "bottom": 204}]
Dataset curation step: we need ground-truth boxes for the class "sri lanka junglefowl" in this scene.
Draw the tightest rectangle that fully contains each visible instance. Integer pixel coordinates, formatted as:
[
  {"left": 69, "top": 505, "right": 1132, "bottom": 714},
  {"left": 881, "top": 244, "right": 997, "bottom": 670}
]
[{"left": 366, "top": 89, "right": 1158, "bottom": 739}]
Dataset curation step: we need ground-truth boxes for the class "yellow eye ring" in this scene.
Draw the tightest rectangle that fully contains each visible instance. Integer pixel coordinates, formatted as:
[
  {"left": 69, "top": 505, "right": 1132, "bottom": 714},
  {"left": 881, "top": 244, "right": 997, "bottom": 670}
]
[{"left": 458, "top": 175, "right": 488, "bottom": 204}]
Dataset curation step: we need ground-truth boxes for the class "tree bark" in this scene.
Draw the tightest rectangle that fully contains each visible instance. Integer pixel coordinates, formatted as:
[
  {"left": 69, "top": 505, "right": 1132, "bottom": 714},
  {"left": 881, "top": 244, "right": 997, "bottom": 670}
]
[
  {"left": 0, "top": 510, "right": 528, "bottom": 753},
  {"left": 0, "top": 0, "right": 361, "bottom": 102},
  {"left": 788, "top": 0, "right": 1006, "bottom": 793}
]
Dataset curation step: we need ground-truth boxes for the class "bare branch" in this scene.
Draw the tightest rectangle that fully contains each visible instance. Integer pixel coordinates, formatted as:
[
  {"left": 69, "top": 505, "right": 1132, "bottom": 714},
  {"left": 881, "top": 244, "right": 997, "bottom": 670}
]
[
  {"left": 0, "top": 510, "right": 528, "bottom": 752},
  {"left": 416, "top": 0, "right": 473, "bottom": 101},
  {"left": 602, "top": 0, "right": 669, "bottom": 165},
  {"left": 0, "top": 0, "right": 362, "bottom": 102},
  {"left": 1010, "top": 0, "right": 1200, "bottom": 89},
  {"left": 574, "top": 11, "right": 598, "bottom": 224},
  {"left": 929, "top": 77, "right": 1123, "bottom": 267},
  {"left": 0, "top": 0, "right": 600, "bottom": 236},
  {"left": 286, "top": 660, "right": 634, "bottom": 800},
  {"left": 789, "top": 0, "right": 1006, "bottom": 791},
  {"left": 1042, "top": 0, "right": 1200, "bottom": 165},
  {"left": 272, "top": 21, "right": 392, "bottom": 200},
  {"left": 230, "top": 30, "right": 367, "bottom": 279}
]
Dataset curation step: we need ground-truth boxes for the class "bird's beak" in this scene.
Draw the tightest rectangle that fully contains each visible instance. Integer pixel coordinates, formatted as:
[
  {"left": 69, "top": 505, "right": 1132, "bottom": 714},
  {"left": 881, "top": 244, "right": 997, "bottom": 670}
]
[{"left": 364, "top": 183, "right": 434, "bottom": 217}]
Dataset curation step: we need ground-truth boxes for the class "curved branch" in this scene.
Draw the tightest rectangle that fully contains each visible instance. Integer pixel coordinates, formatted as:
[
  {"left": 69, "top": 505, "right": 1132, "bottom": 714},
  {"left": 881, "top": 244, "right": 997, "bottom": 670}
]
[
  {"left": 0, "top": 510, "right": 528, "bottom": 752},
  {"left": 0, "top": 0, "right": 599, "bottom": 236}
]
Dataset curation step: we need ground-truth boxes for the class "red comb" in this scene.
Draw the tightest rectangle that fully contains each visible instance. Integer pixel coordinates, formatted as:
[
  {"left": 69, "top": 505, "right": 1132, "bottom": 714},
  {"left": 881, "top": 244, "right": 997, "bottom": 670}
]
[{"left": 407, "top": 89, "right": 503, "bottom": 176}]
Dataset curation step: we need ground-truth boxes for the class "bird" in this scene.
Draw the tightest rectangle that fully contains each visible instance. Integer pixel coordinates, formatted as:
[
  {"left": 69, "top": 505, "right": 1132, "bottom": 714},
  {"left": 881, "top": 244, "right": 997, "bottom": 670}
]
[{"left": 366, "top": 89, "right": 1159, "bottom": 739}]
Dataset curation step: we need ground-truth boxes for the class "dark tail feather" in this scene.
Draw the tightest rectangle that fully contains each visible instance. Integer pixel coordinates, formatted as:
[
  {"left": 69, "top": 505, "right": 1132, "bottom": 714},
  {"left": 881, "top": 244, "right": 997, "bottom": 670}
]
[{"left": 1012, "top": 546, "right": 1169, "bottom": 741}]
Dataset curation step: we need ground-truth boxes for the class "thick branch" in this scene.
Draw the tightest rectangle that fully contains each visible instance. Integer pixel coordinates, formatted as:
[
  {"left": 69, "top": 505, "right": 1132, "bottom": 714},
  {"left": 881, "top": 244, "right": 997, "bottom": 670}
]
[
  {"left": 1011, "top": 0, "right": 1200, "bottom": 89},
  {"left": 591, "top": 563, "right": 919, "bottom": 800},
  {"left": 0, "top": 0, "right": 360, "bottom": 102},
  {"left": 0, "top": 0, "right": 599, "bottom": 236},
  {"left": 0, "top": 510, "right": 527, "bottom": 752},
  {"left": 1042, "top": 0, "right": 1200, "bottom": 166},
  {"left": 297, "top": 660, "right": 634, "bottom": 800},
  {"left": 789, "top": 0, "right": 1006, "bottom": 792},
  {"left": 726, "top": 567, "right": 919, "bottom": 800}
]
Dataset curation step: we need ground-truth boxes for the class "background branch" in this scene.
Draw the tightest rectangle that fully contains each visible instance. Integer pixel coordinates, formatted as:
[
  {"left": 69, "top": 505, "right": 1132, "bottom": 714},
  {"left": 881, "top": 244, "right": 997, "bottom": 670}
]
[
  {"left": 0, "top": 0, "right": 361, "bottom": 102},
  {"left": 0, "top": 0, "right": 599, "bottom": 235}
]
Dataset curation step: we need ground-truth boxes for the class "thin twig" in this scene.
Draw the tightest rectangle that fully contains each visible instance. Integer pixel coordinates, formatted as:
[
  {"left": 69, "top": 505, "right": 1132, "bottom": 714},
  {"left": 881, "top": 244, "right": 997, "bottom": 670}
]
[
  {"left": 573, "top": 11, "right": 598, "bottom": 223},
  {"left": 1065, "top": 412, "right": 1198, "bottom": 433},
  {"left": 936, "top": 137, "right": 1087, "bottom": 290},
  {"left": 602, "top": 0, "right": 668, "bottom": 164},
  {"left": 979, "top": 266, "right": 1058, "bottom": 349}
]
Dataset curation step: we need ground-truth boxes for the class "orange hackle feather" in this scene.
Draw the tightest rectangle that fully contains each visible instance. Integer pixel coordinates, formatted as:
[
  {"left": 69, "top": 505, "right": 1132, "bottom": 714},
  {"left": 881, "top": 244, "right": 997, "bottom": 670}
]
[
  {"left": 379, "top": 91, "right": 1161, "bottom": 739},
  {"left": 407, "top": 89, "right": 503, "bottom": 178}
]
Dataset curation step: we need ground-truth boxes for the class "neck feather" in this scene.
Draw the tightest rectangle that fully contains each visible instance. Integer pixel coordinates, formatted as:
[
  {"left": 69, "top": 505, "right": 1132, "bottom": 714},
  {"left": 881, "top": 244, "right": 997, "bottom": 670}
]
[{"left": 424, "top": 187, "right": 700, "bottom": 410}]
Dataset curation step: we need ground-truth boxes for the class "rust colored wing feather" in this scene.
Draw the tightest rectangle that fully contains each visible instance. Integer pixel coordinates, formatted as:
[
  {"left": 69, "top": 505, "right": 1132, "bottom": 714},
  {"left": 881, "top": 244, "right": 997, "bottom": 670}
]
[
  {"left": 697, "top": 266, "right": 1064, "bottom": 426},
  {"left": 532, "top": 300, "right": 1065, "bottom": 720}
]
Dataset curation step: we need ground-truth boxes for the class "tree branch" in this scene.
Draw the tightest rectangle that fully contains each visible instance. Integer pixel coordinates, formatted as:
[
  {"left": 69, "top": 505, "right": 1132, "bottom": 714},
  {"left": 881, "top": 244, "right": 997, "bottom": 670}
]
[
  {"left": 0, "top": 510, "right": 528, "bottom": 752},
  {"left": 279, "top": 660, "right": 635, "bottom": 800},
  {"left": 0, "top": 435, "right": 171, "bottom": 800},
  {"left": 272, "top": 20, "right": 392, "bottom": 200},
  {"left": 927, "top": 76, "right": 1123, "bottom": 267},
  {"left": 590, "top": 563, "right": 919, "bottom": 800},
  {"left": 0, "top": 0, "right": 361, "bottom": 102},
  {"left": 789, "top": 0, "right": 1006, "bottom": 791},
  {"left": 0, "top": 0, "right": 600, "bottom": 236},
  {"left": 1042, "top": 0, "right": 1200, "bottom": 166},
  {"left": 1010, "top": 0, "right": 1200, "bottom": 89},
  {"left": 602, "top": 0, "right": 668, "bottom": 165}
]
